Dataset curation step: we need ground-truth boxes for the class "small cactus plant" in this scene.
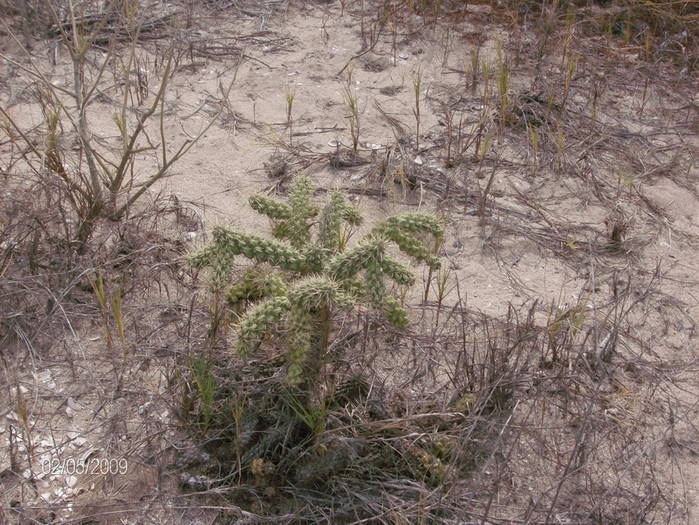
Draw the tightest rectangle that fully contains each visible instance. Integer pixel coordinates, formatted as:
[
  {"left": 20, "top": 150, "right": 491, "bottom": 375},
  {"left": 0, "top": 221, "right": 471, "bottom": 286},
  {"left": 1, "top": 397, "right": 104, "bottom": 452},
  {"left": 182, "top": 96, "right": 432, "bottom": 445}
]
[{"left": 190, "top": 175, "right": 443, "bottom": 391}]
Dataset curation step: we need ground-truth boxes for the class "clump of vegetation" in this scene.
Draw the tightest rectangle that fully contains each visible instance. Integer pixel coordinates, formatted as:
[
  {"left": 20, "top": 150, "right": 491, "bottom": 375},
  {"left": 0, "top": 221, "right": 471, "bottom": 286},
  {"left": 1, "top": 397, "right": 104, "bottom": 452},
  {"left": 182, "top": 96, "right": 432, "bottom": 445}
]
[
  {"left": 181, "top": 175, "right": 465, "bottom": 517},
  {"left": 190, "top": 174, "right": 442, "bottom": 392}
]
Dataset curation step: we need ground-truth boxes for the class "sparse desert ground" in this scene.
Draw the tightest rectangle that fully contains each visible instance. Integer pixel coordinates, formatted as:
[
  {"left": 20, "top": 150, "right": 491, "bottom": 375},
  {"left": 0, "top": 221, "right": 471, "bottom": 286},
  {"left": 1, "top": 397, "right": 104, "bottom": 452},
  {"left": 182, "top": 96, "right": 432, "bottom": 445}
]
[{"left": 1, "top": 1, "right": 698, "bottom": 523}]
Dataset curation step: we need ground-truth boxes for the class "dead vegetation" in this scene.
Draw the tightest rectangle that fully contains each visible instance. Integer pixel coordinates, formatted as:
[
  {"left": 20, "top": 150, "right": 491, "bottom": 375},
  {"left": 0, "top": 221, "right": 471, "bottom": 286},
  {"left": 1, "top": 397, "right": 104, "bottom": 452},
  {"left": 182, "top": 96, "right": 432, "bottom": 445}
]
[{"left": 1, "top": 0, "right": 698, "bottom": 524}]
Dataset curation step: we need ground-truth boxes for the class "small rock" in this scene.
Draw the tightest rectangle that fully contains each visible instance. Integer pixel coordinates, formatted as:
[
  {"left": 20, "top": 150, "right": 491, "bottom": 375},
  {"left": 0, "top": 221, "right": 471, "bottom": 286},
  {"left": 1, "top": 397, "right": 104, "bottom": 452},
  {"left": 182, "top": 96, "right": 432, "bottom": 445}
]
[
  {"left": 36, "top": 370, "right": 52, "bottom": 382},
  {"left": 414, "top": 155, "right": 424, "bottom": 165},
  {"left": 180, "top": 473, "right": 214, "bottom": 490},
  {"left": 175, "top": 449, "right": 211, "bottom": 469},
  {"left": 66, "top": 476, "right": 78, "bottom": 488}
]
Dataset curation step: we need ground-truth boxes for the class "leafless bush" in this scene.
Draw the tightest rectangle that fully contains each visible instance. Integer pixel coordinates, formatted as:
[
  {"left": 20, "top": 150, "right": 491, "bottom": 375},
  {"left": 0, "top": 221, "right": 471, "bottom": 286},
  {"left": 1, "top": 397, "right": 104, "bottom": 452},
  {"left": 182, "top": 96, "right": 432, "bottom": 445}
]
[{"left": 0, "top": 0, "right": 235, "bottom": 249}]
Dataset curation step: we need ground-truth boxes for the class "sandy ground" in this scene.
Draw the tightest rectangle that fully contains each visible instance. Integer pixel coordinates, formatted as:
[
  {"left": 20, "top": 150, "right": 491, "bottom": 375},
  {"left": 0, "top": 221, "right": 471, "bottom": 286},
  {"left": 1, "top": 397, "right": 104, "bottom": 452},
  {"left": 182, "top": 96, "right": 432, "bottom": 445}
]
[{"left": 1, "top": 1, "right": 698, "bottom": 523}]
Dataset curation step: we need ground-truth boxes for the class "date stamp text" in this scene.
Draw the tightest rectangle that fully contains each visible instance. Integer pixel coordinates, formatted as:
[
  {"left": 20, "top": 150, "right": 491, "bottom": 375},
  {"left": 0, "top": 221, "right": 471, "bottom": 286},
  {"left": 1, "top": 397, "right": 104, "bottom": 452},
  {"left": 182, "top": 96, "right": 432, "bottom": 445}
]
[{"left": 41, "top": 457, "right": 128, "bottom": 476}]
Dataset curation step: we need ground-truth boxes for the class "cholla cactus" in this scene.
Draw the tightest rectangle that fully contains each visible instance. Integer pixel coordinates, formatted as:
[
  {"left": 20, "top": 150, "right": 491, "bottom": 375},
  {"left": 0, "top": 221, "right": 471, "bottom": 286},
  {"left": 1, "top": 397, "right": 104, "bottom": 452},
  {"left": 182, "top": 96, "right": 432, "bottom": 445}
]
[{"left": 190, "top": 175, "right": 444, "bottom": 388}]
